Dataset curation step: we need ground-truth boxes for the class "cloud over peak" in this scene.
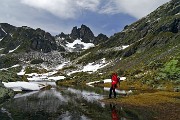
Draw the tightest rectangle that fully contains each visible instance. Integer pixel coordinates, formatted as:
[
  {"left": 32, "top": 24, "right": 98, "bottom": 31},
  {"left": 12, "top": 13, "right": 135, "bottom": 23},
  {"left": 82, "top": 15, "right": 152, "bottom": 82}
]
[
  {"left": 21, "top": 0, "right": 170, "bottom": 19},
  {"left": 99, "top": 0, "right": 171, "bottom": 19},
  {"left": 21, "top": 0, "right": 101, "bottom": 19}
]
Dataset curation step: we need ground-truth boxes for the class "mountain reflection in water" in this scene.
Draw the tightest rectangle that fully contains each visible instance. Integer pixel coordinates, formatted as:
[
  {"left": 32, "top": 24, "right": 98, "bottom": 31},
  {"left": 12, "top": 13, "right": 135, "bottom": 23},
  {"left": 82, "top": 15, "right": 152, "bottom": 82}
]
[{"left": 0, "top": 86, "right": 139, "bottom": 120}]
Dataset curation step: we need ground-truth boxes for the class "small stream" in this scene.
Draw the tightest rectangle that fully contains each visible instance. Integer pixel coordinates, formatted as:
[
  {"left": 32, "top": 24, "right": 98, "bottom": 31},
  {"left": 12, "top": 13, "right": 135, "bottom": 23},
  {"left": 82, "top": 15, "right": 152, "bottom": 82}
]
[{"left": 0, "top": 82, "right": 140, "bottom": 120}]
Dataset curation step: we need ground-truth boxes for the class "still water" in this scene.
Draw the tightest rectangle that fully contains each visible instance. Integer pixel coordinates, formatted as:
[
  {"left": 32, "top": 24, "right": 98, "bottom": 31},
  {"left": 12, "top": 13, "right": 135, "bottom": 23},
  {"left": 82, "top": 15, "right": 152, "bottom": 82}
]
[{"left": 0, "top": 83, "right": 139, "bottom": 120}]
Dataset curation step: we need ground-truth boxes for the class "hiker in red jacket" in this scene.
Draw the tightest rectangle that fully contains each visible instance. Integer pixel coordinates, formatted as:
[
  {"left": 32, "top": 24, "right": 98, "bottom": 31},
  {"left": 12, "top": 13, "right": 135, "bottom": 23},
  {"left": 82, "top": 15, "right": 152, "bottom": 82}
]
[{"left": 109, "top": 73, "right": 119, "bottom": 98}]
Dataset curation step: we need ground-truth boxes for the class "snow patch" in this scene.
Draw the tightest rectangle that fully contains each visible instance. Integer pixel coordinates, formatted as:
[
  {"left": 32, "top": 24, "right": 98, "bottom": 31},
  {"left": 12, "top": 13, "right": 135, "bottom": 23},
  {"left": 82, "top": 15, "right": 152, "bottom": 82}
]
[
  {"left": 86, "top": 77, "right": 126, "bottom": 86},
  {"left": 9, "top": 45, "right": 20, "bottom": 53},
  {"left": 66, "top": 39, "right": 94, "bottom": 50},
  {"left": 27, "top": 76, "right": 43, "bottom": 81},
  {"left": 103, "top": 79, "right": 111, "bottom": 83},
  {"left": 1, "top": 27, "right": 7, "bottom": 34},
  {"left": 0, "top": 37, "right": 4, "bottom": 41},
  {"left": 25, "top": 71, "right": 65, "bottom": 82},
  {"left": 17, "top": 66, "right": 26, "bottom": 75},
  {"left": 2, "top": 81, "right": 45, "bottom": 91},
  {"left": 86, "top": 81, "right": 100, "bottom": 87},
  {"left": 82, "top": 60, "right": 109, "bottom": 73},
  {"left": 0, "top": 64, "right": 20, "bottom": 71},
  {"left": 0, "top": 48, "right": 4, "bottom": 51},
  {"left": 122, "top": 45, "right": 129, "bottom": 49},
  {"left": 48, "top": 76, "right": 65, "bottom": 81},
  {"left": 175, "top": 12, "right": 180, "bottom": 15},
  {"left": 83, "top": 63, "right": 103, "bottom": 72},
  {"left": 114, "top": 45, "right": 129, "bottom": 51},
  {"left": 0, "top": 54, "right": 5, "bottom": 57},
  {"left": 146, "top": 20, "right": 151, "bottom": 23},
  {"left": 120, "top": 77, "right": 126, "bottom": 81},
  {"left": 55, "top": 62, "right": 69, "bottom": 70},
  {"left": 156, "top": 18, "right": 161, "bottom": 21},
  {"left": 68, "top": 58, "right": 109, "bottom": 75},
  {"left": 11, "top": 64, "right": 20, "bottom": 68}
]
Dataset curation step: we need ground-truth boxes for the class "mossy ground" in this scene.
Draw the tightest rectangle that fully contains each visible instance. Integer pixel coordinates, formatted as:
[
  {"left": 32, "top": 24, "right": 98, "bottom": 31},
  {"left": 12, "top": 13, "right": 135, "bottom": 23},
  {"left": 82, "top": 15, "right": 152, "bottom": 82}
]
[
  {"left": 102, "top": 91, "right": 180, "bottom": 120},
  {"left": 57, "top": 78, "right": 180, "bottom": 120}
]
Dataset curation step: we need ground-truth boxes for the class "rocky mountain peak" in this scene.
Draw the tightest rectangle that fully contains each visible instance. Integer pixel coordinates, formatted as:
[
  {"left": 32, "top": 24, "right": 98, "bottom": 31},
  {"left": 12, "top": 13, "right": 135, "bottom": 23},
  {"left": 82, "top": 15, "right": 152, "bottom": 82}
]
[
  {"left": 55, "top": 24, "right": 108, "bottom": 52},
  {"left": 94, "top": 33, "right": 109, "bottom": 45},
  {"left": 70, "top": 26, "right": 80, "bottom": 40},
  {"left": 0, "top": 24, "right": 57, "bottom": 53},
  {"left": 56, "top": 24, "right": 108, "bottom": 45},
  {"left": 70, "top": 24, "right": 95, "bottom": 43}
]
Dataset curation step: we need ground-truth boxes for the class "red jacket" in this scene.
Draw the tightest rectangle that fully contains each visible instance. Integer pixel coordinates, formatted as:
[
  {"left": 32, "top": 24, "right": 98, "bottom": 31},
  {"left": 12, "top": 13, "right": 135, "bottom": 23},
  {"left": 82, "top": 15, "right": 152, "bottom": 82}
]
[{"left": 111, "top": 74, "right": 118, "bottom": 85}]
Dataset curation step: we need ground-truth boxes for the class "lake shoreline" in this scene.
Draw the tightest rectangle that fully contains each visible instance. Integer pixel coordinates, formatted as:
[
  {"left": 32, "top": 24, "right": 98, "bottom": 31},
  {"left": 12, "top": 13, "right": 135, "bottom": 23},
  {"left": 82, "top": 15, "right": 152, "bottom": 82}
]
[{"left": 101, "top": 91, "right": 180, "bottom": 120}]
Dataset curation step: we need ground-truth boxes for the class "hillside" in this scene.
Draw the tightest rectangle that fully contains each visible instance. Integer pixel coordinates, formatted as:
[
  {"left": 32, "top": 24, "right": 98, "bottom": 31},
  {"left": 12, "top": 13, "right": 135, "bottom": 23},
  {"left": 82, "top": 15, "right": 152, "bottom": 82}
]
[{"left": 63, "top": 0, "right": 180, "bottom": 89}]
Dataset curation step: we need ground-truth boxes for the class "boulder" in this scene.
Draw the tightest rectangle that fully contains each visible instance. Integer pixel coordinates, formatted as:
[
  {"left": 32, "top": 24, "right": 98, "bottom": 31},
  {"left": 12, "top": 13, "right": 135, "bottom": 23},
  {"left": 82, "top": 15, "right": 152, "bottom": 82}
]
[{"left": 0, "top": 82, "right": 14, "bottom": 104}]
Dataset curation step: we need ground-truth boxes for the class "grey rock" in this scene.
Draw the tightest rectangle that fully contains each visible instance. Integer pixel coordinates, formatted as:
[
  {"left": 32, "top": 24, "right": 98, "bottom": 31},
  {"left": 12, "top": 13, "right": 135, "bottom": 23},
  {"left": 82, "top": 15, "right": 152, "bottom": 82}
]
[{"left": 0, "top": 82, "right": 14, "bottom": 104}]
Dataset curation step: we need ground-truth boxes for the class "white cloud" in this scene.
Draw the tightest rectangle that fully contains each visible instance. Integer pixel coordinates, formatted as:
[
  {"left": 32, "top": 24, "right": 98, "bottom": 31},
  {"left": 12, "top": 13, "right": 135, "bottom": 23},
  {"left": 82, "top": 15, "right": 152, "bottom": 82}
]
[
  {"left": 76, "top": 0, "right": 101, "bottom": 11},
  {"left": 21, "top": 0, "right": 101, "bottom": 19},
  {"left": 99, "top": 0, "right": 171, "bottom": 19},
  {"left": 21, "top": 0, "right": 171, "bottom": 19}
]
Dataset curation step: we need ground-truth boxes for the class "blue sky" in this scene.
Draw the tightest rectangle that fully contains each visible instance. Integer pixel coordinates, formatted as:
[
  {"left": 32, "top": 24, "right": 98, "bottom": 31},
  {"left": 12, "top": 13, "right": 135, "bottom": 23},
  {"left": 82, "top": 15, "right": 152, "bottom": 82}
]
[{"left": 0, "top": 0, "right": 170, "bottom": 36}]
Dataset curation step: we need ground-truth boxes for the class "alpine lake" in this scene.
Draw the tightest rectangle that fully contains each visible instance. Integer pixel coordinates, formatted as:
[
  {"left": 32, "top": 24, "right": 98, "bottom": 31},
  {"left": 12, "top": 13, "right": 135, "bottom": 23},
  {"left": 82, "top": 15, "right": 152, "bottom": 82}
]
[{"left": 0, "top": 82, "right": 178, "bottom": 120}]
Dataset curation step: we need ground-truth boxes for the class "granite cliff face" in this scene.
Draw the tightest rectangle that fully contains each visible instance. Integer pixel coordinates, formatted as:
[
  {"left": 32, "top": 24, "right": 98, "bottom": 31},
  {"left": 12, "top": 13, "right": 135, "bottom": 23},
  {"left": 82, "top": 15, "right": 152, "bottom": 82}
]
[{"left": 72, "top": 24, "right": 95, "bottom": 43}]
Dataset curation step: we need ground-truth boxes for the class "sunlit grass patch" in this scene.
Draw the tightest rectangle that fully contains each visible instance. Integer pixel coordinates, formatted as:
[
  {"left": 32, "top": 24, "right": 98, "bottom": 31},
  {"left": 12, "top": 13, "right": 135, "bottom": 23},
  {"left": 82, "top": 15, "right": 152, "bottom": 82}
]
[
  {"left": 56, "top": 80, "right": 76, "bottom": 87},
  {"left": 111, "top": 91, "right": 180, "bottom": 106}
]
